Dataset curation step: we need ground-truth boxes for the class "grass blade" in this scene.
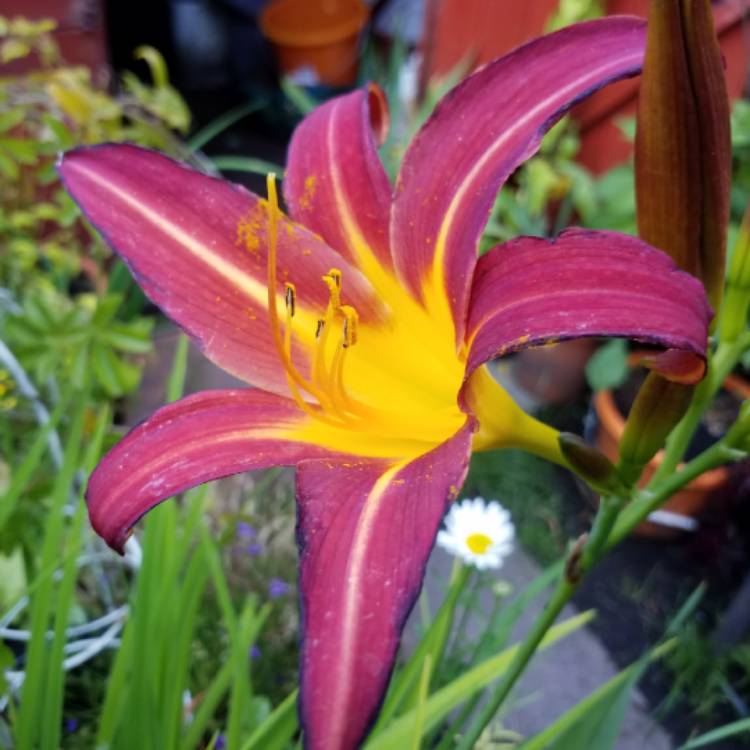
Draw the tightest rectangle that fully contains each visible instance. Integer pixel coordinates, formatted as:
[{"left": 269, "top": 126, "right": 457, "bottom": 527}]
[
  {"left": 15, "top": 395, "right": 87, "bottom": 749},
  {"left": 0, "top": 385, "right": 72, "bottom": 530},
  {"left": 187, "top": 99, "right": 267, "bottom": 152},
  {"left": 209, "top": 156, "right": 284, "bottom": 176},
  {"left": 240, "top": 690, "right": 298, "bottom": 750},
  {"left": 366, "top": 611, "right": 594, "bottom": 750},
  {"left": 678, "top": 718, "right": 750, "bottom": 749}
]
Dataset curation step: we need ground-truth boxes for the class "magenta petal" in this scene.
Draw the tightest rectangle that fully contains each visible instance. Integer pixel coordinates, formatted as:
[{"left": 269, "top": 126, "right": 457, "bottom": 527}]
[
  {"left": 87, "top": 389, "right": 330, "bottom": 552},
  {"left": 59, "top": 144, "right": 383, "bottom": 396},
  {"left": 392, "top": 17, "right": 646, "bottom": 337},
  {"left": 285, "top": 86, "right": 394, "bottom": 271},
  {"left": 295, "top": 422, "right": 474, "bottom": 750},
  {"left": 465, "top": 228, "right": 712, "bottom": 382}
]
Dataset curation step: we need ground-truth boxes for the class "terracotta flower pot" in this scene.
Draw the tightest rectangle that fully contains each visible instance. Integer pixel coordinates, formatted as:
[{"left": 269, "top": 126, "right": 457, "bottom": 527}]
[
  {"left": 260, "top": 0, "right": 369, "bottom": 88},
  {"left": 593, "top": 373, "right": 750, "bottom": 538},
  {"left": 509, "top": 338, "right": 597, "bottom": 407}
]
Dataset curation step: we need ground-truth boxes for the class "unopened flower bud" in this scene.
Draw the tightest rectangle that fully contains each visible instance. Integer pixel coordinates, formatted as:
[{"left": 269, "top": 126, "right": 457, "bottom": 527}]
[
  {"left": 558, "top": 432, "right": 620, "bottom": 494},
  {"left": 618, "top": 372, "right": 693, "bottom": 484}
]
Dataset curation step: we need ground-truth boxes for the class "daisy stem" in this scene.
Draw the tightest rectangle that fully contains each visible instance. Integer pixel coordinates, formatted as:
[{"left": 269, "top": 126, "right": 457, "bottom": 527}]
[{"left": 455, "top": 496, "right": 623, "bottom": 750}]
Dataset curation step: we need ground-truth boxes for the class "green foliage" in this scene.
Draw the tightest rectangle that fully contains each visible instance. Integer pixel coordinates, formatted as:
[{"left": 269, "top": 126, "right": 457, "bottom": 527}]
[
  {"left": 585, "top": 338, "right": 629, "bottom": 392},
  {"left": 663, "top": 620, "right": 750, "bottom": 723},
  {"left": 366, "top": 612, "right": 593, "bottom": 750},
  {"left": 0, "top": 15, "right": 192, "bottom": 299},
  {"left": 481, "top": 118, "right": 597, "bottom": 252},
  {"left": 545, "top": 0, "right": 604, "bottom": 32},
  {"left": 4, "top": 290, "right": 153, "bottom": 398}
]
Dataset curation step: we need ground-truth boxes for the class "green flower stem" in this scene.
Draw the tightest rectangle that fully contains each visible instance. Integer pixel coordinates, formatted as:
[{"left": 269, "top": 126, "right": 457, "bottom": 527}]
[
  {"left": 650, "top": 334, "right": 749, "bottom": 484},
  {"left": 608, "top": 438, "right": 746, "bottom": 550}
]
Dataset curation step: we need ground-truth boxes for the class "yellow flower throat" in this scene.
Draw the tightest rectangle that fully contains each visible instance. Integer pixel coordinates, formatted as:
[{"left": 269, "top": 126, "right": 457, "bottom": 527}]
[
  {"left": 257, "top": 174, "right": 563, "bottom": 466},
  {"left": 262, "top": 174, "right": 469, "bottom": 450}
]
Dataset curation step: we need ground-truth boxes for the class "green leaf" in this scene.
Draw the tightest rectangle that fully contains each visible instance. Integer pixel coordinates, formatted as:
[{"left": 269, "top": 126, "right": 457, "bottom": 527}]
[
  {"left": 240, "top": 690, "right": 299, "bottom": 750},
  {"left": 520, "top": 665, "right": 641, "bottom": 750},
  {"left": 375, "top": 564, "right": 471, "bottom": 731},
  {"left": 100, "top": 320, "right": 154, "bottom": 353},
  {"left": 0, "top": 137, "right": 38, "bottom": 164},
  {"left": 366, "top": 611, "right": 594, "bottom": 749},
  {"left": 0, "top": 150, "right": 18, "bottom": 180},
  {"left": 188, "top": 99, "right": 266, "bottom": 152},
  {"left": 677, "top": 718, "right": 750, "bottom": 749},
  {"left": 585, "top": 338, "right": 629, "bottom": 392},
  {"left": 519, "top": 640, "right": 674, "bottom": 750},
  {"left": 40, "top": 113, "right": 74, "bottom": 148},
  {"left": 15, "top": 396, "right": 87, "bottom": 749},
  {"left": 0, "top": 109, "right": 24, "bottom": 133},
  {"left": 0, "top": 643, "right": 14, "bottom": 694},
  {"left": 166, "top": 334, "right": 190, "bottom": 403},
  {"left": 0, "top": 387, "right": 73, "bottom": 531},
  {"left": 281, "top": 77, "right": 318, "bottom": 114},
  {"left": 410, "top": 654, "right": 433, "bottom": 750},
  {"left": 92, "top": 293, "right": 124, "bottom": 325},
  {"left": 211, "top": 155, "right": 284, "bottom": 176},
  {"left": 1, "top": 38, "right": 30, "bottom": 63},
  {"left": 91, "top": 344, "right": 139, "bottom": 397}
]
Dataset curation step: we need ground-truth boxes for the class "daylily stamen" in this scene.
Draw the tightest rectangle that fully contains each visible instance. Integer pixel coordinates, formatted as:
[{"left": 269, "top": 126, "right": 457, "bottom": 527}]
[
  {"left": 285, "top": 282, "right": 296, "bottom": 318},
  {"left": 264, "top": 173, "right": 333, "bottom": 411},
  {"left": 324, "top": 306, "right": 359, "bottom": 414},
  {"left": 340, "top": 305, "right": 358, "bottom": 348}
]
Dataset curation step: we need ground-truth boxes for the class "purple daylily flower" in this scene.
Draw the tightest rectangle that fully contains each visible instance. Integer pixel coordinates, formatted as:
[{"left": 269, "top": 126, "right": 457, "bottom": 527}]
[{"left": 58, "top": 18, "right": 711, "bottom": 750}]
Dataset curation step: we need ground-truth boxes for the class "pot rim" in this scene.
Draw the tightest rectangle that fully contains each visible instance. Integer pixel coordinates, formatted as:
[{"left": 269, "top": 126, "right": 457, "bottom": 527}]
[
  {"left": 260, "top": 0, "right": 368, "bottom": 48},
  {"left": 593, "top": 371, "right": 750, "bottom": 491}
]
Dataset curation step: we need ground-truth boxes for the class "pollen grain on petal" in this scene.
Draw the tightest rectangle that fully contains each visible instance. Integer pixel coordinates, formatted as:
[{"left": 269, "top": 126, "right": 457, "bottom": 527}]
[{"left": 300, "top": 173, "right": 318, "bottom": 210}]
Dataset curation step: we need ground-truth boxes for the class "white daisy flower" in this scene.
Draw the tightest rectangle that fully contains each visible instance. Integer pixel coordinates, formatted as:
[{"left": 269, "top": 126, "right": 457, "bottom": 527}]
[{"left": 437, "top": 497, "right": 515, "bottom": 570}]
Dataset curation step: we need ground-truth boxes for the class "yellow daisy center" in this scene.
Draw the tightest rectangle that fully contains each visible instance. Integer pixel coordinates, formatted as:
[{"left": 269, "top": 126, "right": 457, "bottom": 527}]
[{"left": 466, "top": 532, "right": 493, "bottom": 554}]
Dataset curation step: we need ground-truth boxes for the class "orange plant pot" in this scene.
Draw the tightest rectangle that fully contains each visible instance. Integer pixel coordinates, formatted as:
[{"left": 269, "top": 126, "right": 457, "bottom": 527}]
[
  {"left": 260, "top": 0, "right": 368, "bottom": 88},
  {"left": 593, "top": 374, "right": 750, "bottom": 538}
]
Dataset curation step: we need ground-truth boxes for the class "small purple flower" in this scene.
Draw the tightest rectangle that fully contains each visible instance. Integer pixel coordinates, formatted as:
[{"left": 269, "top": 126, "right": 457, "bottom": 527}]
[
  {"left": 65, "top": 718, "right": 79, "bottom": 733},
  {"left": 268, "top": 578, "right": 289, "bottom": 598},
  {"left": 246, "top": 542, "right": 263, "bottom": 556},
  {"left": 215, "top": 734, "right": 227, "bottom": 750},
  {"left": 236, "top": 521, "right": 256, "bottom": 539},
  {"left": 249, "top": 644, "right": 261, "bottom": 660}
]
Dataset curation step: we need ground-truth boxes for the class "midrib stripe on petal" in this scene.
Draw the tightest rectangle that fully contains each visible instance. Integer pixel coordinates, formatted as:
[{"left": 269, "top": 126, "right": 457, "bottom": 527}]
[
  {"left": 327, "top": 107, "right": 390, "bottom": 288},
  {"left": 73, "top": 162, "right": 319, "bottom": 334},
  {"left": 120, "top": 427, "right": 300, "bottom": 491},
  {"left": 431, "top": 51, "right": 642, "bottom": 291},
  {"left": 327, "top": 460, "right": 408, "bottom": 747}
]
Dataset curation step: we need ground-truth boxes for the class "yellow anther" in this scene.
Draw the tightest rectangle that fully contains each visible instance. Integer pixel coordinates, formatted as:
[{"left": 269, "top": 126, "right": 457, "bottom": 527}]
[
  {"left": 322, "top": 271, "right": 342, "bottom": 309},
  {"left": 340, "top": 305, "right": 359, "bottom": 348},
  {"left": 285, "top": 282, "right": 296, "bottom": 317}
]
